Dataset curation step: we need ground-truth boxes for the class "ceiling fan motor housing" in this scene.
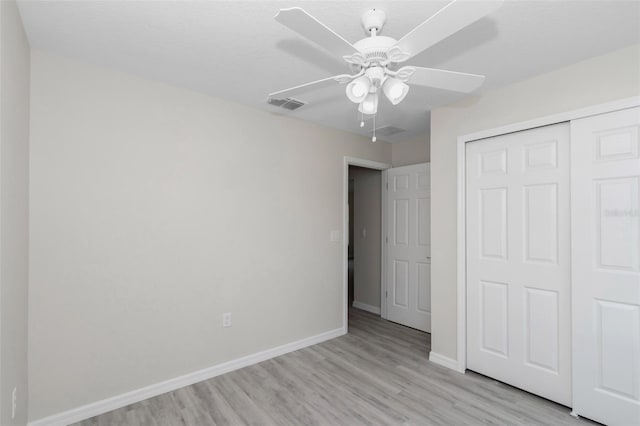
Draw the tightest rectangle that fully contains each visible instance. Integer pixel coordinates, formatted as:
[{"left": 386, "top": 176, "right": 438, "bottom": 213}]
[{"left": 353, "top": 36, "right": 397, "bottom": 63}]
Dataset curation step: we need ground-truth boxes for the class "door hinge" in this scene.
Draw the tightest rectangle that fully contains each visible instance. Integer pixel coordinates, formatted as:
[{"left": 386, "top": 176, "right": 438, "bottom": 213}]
[
  {"left": 386, "top": 182, "right": 388, "bottom": 190},
  {"left": 385, "top": 236, "right": 388, "bottom": 243},
  {"left": 386, "top": 291, "right": 388, "bottom": 298}
]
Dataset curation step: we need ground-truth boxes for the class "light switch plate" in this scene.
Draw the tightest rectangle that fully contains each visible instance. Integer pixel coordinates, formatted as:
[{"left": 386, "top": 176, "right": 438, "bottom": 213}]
[{"left": 330, "top": 230, "right": 340, "bottom": 242}]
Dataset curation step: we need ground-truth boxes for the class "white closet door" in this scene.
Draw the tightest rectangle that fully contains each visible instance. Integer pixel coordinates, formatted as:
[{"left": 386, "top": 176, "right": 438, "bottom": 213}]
[
  {"left": 571, "top": 107, "right": 640, "bottom": 426},
  {"left": 466, "top": 123, "right": 571, "bottom": 406},
  {"left": 386, "top": 163, "right": 430, "bottom": 332}
]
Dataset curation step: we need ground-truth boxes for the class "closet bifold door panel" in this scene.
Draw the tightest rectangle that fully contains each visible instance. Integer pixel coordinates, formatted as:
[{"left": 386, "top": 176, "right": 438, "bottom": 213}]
[
  {"left": 571, "top": 106, "right": 640, "bottom": 426},
  {"left": 466, "top": 123, "right": 572, "bottom": 406}
]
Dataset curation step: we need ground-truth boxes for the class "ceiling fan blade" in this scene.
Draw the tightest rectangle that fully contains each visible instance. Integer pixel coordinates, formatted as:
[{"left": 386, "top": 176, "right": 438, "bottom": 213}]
[
  {"left": 268, "top": 75, "right": 348, "bottom": 100},
  {"left": 408, "top": 67, "right": 485, "bottom": 93},
  {"left": 395, "top": 0, "right": 503, "bottom": 60},
  {"left": 275, "top": 8, "right": 357, "bottom": 58}
]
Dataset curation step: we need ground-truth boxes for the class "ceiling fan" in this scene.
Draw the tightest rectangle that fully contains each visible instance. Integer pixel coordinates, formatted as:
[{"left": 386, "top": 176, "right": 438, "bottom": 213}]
[{"left": 268, "top": 0, "right": 503, "bottom": 141}]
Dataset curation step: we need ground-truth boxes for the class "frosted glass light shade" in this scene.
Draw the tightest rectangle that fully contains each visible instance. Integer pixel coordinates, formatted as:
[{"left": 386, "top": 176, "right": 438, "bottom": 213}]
[
  {"left": 358, "top": 93, "right": 378, "bottom": 115},
  {"left": 382, "top": 77, "right": 409, "bottom": 105},
  {"left": 346, "top": 76, "right": 371, "bottom": 103}
]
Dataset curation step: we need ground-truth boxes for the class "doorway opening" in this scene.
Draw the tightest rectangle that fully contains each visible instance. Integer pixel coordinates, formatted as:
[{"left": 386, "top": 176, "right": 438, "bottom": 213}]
[
  {"left": 348, "top": 165, "right": 383, "bottom": 319},
  {"left": 342, "top": 157, "right": 389, "bottom": 333}
]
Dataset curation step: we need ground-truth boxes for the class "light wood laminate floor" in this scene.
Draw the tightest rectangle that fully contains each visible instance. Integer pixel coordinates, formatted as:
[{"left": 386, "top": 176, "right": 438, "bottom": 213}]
[{"left": 76, "top": 308, "right": 595, "bottom": 425}]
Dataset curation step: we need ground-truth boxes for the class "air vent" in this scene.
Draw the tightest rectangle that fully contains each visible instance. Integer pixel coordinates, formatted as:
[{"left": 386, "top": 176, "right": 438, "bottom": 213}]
[
  {"left": 267, "top": 97, "right": 306, "bottom": 111},
  {"left": 267, "top": 98, "right": 287, "bottom": 107},
  {"left": 375, "top": 125, "right": 405, "bottom": 137}
]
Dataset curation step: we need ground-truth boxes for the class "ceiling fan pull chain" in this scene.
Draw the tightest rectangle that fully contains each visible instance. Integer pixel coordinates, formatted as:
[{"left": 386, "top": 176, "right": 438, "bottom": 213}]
[
  {"left": 360, "top": 110, "right": 365, "bottom": 128},
  {"left": 372, "top": 113, "right": 377, "bottom": 142}
]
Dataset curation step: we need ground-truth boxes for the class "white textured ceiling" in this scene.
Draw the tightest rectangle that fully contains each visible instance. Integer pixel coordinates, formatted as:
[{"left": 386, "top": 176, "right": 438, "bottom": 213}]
[{"left": 16, "top": 0, "right": 640, "bottom": 142}]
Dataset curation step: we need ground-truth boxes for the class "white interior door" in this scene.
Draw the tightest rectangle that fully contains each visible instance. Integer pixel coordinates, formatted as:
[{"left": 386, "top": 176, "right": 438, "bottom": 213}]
[
  {"left": 571, "top": 107, "right": 640, "bottom": 426},
  {"left": 385, "top": 163, "right": 430, "bottom": 332},
  {"left": 466, "top": 123, "right": 571, "bottom": 406}
]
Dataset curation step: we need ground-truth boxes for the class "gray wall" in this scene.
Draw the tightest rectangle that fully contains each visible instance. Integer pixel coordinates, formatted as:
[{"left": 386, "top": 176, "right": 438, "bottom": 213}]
[
  {"left": 350, "top": 167, "right": 381, "bottom": 310},
  {"left": 392, "top": 133, "right": 429, "bottom": 167},
  {"left": 0, "top": 1, "right": 30, "bottom": 425},
  {"left": 28, "top": 50, "right": 392, "bottom": 421},
  {"left": 430, "top": 44, "right": 640, "bottom": 361}
]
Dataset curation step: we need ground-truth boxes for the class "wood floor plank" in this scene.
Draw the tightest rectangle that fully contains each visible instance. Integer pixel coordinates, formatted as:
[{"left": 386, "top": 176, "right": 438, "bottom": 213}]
[{"left": 75, "top": 308, "right": 597, "bottom": 426}]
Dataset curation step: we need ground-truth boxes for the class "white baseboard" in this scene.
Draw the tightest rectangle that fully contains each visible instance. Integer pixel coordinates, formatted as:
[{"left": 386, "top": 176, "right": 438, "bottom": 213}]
[
  {"left": 352, "top": 301, "right": 381, "bottom": 315},
  {"left": 428, "top": 351, "right": 465, "bottom": 373},
  {"left": 28, "top": 327, "right": 345, "bottom": 426}
]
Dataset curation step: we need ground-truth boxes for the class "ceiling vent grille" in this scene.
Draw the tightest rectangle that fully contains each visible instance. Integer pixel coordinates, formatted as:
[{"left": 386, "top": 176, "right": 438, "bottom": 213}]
[
  {"left": 267, "top": 98, "right": 287, "bottom": 107},
  {"left": 375, "top": 125, "right": 405, "bottom": 137},
  {"left": 267, "top": 97, "right": 306, "bottom": 111}
]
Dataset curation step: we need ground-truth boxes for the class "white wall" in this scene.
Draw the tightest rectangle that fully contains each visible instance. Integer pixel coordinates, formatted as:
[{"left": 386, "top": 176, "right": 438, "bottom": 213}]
[
  {"left": 430, "top": 44, "right": 640, "bottom": 361},
  {"left": 28, "top": 50, "right": 391, "bottom": 421},
  {"left": 349, "top": 166, "right": 381, "bottom": 311},
  {"left": 0, "top": 1, "right": 30, "bottom": 425},
  {"left": 391, "top": 133, "right": 430, "bottom": 167}
]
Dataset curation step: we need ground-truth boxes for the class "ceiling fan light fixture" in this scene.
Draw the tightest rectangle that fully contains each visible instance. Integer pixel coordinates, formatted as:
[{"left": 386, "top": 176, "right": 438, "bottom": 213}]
[
  {"left": 383, "top": 77, "right": 409, "bottom": 105},
  {"left": 271, "top": 2, "right": 501, "bottom": 132},
  {"left": 358, "top": 92, "right": 378, "bottom": 115},
  {"left": 346, "top": 76, "right": 371, "bottom": 103},
  {"left": 364, "top": 66, "right": 385, "bottom": 86}
]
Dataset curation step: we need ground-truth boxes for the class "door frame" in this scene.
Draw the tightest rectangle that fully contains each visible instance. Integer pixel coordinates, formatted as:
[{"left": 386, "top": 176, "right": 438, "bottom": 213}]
[
  {"left": 343, "top": 156, "right": 391, "bottom": 333},
  {"left": 452, "top": 96, "right": 640, "bottom": 374}
]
